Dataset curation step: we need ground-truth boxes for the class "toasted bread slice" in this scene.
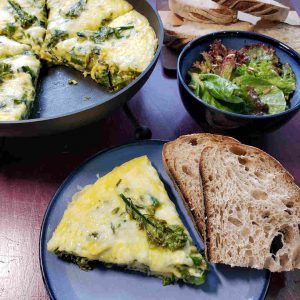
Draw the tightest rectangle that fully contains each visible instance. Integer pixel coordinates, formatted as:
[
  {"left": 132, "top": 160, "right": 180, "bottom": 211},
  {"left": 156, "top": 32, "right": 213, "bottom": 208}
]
[
  {"left": 213, "top": 0, "right": 289, "bottom": 21},
  {"left": 162, "top": 134, "right": 240, "bottom": 241},
  {"left": 254, "top": 20, "right": 300, "bottom": 53},
  {"left": 159, "top": 11, "right": 254, "bottom": 49},
  {"left": 169, "top": 0, "right": 237, "bottom": 24},
  {"left": 200, "top": 143, "right": 300, "bottom": 272}
]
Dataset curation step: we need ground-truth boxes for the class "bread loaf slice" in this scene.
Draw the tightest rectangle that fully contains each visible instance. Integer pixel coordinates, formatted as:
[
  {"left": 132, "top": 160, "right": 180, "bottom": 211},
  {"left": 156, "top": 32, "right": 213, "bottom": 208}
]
[
  {"left": 200, "top": 143, "right": 300, "bottom": 272},
  {"left": 254, "top": 20, "right": 300, "bottom": 53},
  {"left": 169, "top": 0, "right": 237, "bottom": 25},
  {"left": 213, "top": 0, "right": 290, "bottom": 22},
  {"left": 162, "top": 134, "right": 240, "bottom": 241},
  {"left": 159, "top": 11, "right": 254, "bottom": 49}
]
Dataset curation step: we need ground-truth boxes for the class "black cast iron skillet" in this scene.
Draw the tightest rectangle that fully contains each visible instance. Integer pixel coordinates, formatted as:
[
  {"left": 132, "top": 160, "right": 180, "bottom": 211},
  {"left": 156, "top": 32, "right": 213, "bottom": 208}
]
[{"left": 0, "top": 0, "right": 163, "bottom": 137}]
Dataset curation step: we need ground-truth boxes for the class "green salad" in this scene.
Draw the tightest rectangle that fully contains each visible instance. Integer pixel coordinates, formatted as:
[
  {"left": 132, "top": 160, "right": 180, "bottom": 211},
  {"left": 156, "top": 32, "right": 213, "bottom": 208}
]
[{"left": 188, "top": 40, "right": 296, "bottom": 115}]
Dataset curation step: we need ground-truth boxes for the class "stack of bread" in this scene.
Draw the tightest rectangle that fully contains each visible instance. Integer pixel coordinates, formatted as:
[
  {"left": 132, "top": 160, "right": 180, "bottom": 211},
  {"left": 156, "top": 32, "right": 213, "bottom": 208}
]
[
  {"left": 159, "top": 0, "right": 300, "bottom": 52},
  {"left": 163, "top": 133, "right": 300, "bottom": 272}
]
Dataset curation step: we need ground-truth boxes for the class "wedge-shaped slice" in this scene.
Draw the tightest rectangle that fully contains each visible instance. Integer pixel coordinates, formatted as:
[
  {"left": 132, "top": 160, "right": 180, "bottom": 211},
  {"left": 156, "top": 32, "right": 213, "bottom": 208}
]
[
  {"left": 89, "top": 10, "right": 157, "bottom": 90},
  {"left": 40, "top": 0, "right": 133, "bottom": 62},
  {"left": 163, "top": 134, "right": 239, "bottom": 241},
  {"left": 44, "top": 10, "right": 157, "bottom": 91},
  {"left": 0, "top": 35, "right": 30, "bottom": 58},
  {"left": 48, "top": 156, "right": 208, "bottom": 285},
  {"left": 200, "top": 143, "right": 300, "bottom": 272},
  {"left": 0, "top": 37, "right": 40, "bottom": 120},
  {"left": 0, "top": 0, "right": 47, "bottom": 53}
]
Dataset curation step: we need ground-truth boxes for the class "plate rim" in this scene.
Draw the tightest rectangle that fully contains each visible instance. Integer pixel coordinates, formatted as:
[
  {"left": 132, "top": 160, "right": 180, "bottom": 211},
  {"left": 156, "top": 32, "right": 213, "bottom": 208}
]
[{"left": 39, "top": 139, "right": 270, "bottom": 300}]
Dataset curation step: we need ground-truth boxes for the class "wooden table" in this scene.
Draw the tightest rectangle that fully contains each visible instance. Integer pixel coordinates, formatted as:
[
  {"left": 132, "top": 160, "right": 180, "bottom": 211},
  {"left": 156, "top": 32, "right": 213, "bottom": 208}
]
[{"left": 0, "top": 1, "right": 299, "bottom": 299}]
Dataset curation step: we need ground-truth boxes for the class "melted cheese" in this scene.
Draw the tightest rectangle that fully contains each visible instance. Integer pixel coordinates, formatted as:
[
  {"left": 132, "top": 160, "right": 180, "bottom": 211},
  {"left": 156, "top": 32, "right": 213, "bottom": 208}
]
[
  {"left": 43, "top": 37, "right": 96, "bottom": 71},
  {"left": 100, "top": 11, "right": 157, "bottom": 73},
  {"left": 41, "top": 0, "right": 133, "bottom": 54},
  {"left": 0, "top": 37, "right": 40, "bottom": 120},
  {"left": 45, "top": 9, "right": 157, "bottom": 90},
  {"left": 0, "top": 0, "right": 47, "bottom": 53},
  {"left": 48, "top": 156, "right": 205, "bottom": 281},
  {"left": 0, "top": 35, "right": 30, "bottom": 57},
  {"left": 0, "top": 73, "right": 33, "bottom": 120}
]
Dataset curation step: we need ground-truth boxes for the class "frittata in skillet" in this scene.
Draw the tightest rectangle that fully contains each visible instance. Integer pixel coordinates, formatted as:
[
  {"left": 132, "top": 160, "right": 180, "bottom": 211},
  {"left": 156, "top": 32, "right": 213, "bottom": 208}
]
[
  {"left": 0, "top": 0, "right": 157, "bottom": 120},
  {"left": 48, "top": 156, "right": 208, "bottom": 285}
]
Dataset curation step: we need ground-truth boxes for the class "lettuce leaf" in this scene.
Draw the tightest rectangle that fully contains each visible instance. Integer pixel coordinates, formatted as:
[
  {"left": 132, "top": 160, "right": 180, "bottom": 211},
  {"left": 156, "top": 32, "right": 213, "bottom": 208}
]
[
  {"left": 188, "top": 72, "right": 244, "bottom": 113},
  {"left": 260, "top": 88, "right": 286, "bottom": 114},
  {"left": 198, "top": 74, "right": 244, "bottom": 104}
]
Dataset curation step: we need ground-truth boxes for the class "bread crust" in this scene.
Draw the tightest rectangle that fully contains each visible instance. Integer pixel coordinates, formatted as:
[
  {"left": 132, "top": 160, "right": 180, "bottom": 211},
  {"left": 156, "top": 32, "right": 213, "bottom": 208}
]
[
  {"left": 162, "top": 133, "right": 240, "bottom": 245},
  {"left": 214, "top": 0, "right": 289, "bottom": 21},
  {"left": 159, "top": 10, "right": 254, "bottom": 49},
  {"left": 169, "top": 0, "right": 237, "bottom": 25}
]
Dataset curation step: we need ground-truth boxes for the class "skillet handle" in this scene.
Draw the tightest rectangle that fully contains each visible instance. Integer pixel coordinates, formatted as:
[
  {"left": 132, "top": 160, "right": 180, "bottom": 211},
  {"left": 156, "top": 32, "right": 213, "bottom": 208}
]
[{"left": 123, "top": 103, "right": 152, "bottom": 140}]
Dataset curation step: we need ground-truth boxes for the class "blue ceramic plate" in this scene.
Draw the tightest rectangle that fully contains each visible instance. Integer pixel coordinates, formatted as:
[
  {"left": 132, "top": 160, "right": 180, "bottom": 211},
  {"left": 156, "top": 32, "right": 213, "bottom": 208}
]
[{"left": 40, "top": 140, "right": 270, "bottom": 300}]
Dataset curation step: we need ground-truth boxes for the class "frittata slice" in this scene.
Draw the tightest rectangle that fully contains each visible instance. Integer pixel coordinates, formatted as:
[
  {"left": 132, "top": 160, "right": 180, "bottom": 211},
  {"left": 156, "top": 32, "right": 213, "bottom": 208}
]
[
  {"left": 44, "top": 10, "right": 157, "bottom": 91},
  {"left": 0, "top": 0, "right": 47, "bottom": 54},
  {"left": 40, "top": 0, "right": 133, "bottom": 62},
  {"left": 48, "top": 156, "right": 208, "bottom": 285},
  {"left": 89, "top": 10, "right": 158, "bottom": 90},
  {"left": 0, "top": 36, "right": 40, "bottom": 120}
]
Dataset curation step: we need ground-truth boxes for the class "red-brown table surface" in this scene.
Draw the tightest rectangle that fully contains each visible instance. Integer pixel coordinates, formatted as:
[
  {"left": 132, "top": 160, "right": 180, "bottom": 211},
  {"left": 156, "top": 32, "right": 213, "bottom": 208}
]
[{"left": 0, "top": 1, "right": 300, "bottom": 299}]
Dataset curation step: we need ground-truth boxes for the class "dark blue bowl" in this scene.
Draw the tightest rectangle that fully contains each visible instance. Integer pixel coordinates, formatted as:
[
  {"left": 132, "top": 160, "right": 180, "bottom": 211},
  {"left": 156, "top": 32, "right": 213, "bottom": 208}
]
[{"left": 178, "top": 31, "right": 300, "bottom": 133}]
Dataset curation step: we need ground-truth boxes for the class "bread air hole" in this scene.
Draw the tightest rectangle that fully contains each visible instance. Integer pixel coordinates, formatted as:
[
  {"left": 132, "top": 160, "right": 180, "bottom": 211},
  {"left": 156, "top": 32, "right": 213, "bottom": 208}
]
[
  {"left": 249, "top": 236, "right": 254, "bottom": 243},
  {"left": 262, "top": 211, "right": 270, "bottom": 219},
  {"left": 251, "top": 190, "right": 268, "bottom": 200},
  {"left": 182, "top": 165, "right": 192, "bottom": 176},
  {"left": 189, "top": 138, "right": 198, "bottom": 146},
  {"left": 248, "top": 256, "right": 254, "bottom": 265},
  {"left": 208, "top": 175, "right": 213, "bottom": 181},
  {"left": 229, "top": 146, "right": 247, "bottom": 156},
  {"left": 254, "top": 171, "right": 264, "bottom": 179},
  {"left": 241, "top": 227, "right": 250, "bottom": 236},
  {"left": 216, "top": 233, "right": 221, "bottom": 247},
  {"left": 284, "top": 209, "right": 292, "bottom": 216},
  {"left": 228, "top": 217, "right": 242, "bottom": 227},
  {"left": 238, "top": 157, "right": 249, "bottom": 165},
  {"left": 270, "top": 234, "right": 284, "bottom": 259},
  {"left": 285, "top": 201, "right": 294, "bottom": 208}
]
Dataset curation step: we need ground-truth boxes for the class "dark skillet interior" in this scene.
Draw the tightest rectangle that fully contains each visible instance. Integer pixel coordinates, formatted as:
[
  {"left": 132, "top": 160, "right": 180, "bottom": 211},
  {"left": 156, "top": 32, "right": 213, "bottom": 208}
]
[
  {"left": 178, "top": 31, "right": 300, "bottom": 133},
  {"left": 0, "top": 0, "right": 163, "bottom": 136}
]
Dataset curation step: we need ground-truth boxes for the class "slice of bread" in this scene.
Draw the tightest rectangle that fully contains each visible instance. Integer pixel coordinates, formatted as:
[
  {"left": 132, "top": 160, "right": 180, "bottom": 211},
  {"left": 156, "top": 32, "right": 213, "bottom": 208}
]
[
  {"left": 169, "top": 0, "right": 237, "bottom": 24},
  {"left": 159, "top": 11, "right": 254, "bottom": 49},
  {"left": 162, "top": 134, "right": 240, "bottom": 241},
  {"left": 200, "top": 143, "right": 300, "bottom": 272},
  {"left": 213, "top": 0, "right": 290, "bottom": 22},
  {"left": 254, "top": 20, "right": 300, "bottom": 53}
]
